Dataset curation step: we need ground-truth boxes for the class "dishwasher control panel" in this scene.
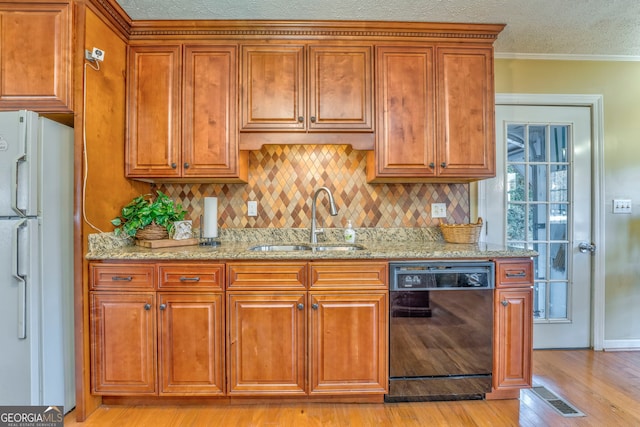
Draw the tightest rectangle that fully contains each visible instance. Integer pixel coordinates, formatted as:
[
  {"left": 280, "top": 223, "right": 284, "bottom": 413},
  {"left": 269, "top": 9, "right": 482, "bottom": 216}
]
[{"left": 390, "top": 261, "right": 494, "bottom": 290}]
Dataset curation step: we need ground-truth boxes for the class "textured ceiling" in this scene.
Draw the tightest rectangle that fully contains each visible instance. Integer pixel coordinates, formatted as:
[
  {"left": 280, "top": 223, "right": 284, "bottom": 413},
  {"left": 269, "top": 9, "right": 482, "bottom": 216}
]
[{"left": 115, "top": 0, "right": 640, "bottom": 58}]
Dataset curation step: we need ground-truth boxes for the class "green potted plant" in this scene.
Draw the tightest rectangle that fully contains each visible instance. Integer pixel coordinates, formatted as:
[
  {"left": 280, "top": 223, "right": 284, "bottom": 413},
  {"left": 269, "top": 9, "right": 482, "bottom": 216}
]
[{"left": 111, "top": 190, "right": 187, "bottom": 239}]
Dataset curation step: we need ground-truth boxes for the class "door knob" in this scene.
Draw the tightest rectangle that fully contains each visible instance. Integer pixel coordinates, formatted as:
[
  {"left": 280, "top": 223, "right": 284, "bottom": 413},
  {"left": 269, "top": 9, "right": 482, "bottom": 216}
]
[{"left": 578, "top": 242, "right": 596, "bottom": 253}]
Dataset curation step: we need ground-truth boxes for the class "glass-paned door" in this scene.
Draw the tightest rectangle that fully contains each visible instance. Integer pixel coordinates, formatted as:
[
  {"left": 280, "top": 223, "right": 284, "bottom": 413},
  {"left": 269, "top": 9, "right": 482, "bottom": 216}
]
[{"left": 483, "top": 105, "right": 592, "bottom": 349}]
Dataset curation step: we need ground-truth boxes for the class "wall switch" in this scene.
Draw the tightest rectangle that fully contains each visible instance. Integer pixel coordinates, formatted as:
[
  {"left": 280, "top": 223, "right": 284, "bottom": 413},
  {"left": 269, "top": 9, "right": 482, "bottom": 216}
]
[
  {"left": 613, "top": 199, "right": 632, "bottom": 214},
  {"left": 431, "top": 203, "right": 447, "bottom": 218},
  {"left": 247, "top": 201, "right": 258, "bottom": 217}
]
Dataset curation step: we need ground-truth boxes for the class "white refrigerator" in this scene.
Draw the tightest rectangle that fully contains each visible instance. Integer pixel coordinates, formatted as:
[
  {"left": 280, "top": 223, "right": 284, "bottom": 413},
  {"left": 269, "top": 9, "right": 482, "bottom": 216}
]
[{"left": 0, "top": 110, "right": 75, "bottom": 411}]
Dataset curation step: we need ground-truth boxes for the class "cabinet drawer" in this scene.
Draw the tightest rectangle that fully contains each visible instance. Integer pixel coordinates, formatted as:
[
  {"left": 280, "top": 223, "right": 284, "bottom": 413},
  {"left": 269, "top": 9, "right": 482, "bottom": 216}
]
[
  {"left": 158, "top": 263, "right": 224, "bottom": 290},
  {"left": 496, "top": 259, "right": 533, "bottom": 287},
  {"left": 90, "top": 263, "right": 155, "bottom": 290},
  {"left": 227, "top": 262, "right": 307, "bottom": 290},
  {"left": 309, "top": 262, "right": 388, "bottom": 289}
]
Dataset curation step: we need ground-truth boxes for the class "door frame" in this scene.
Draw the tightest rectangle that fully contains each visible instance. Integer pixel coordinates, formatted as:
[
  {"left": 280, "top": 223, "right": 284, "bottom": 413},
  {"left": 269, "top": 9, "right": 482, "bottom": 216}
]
[{"left": 475, "top": 93, "right": 605, "bottom": 350}]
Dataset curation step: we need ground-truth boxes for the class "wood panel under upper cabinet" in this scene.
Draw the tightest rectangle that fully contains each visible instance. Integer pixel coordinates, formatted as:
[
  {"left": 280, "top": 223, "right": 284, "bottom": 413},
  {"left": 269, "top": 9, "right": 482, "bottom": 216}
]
[{"left": 0, "top": 1, "right": 72, "bottom": 112}]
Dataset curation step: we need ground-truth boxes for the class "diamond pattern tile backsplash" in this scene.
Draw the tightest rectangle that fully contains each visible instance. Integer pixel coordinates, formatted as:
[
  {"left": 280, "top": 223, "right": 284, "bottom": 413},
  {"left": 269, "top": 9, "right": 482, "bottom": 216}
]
[{"left": 158, "top": 145, "right": 469, "bottom": 229}]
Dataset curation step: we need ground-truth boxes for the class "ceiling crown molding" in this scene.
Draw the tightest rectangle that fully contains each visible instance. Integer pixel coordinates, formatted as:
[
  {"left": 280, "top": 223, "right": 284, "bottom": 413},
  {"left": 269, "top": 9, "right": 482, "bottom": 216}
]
[
  {"left": 127, "top": 20, "right": 504, "bottom": 42},
  {"left": 87, "top": 0, "right": 132, "bottom": 37}
]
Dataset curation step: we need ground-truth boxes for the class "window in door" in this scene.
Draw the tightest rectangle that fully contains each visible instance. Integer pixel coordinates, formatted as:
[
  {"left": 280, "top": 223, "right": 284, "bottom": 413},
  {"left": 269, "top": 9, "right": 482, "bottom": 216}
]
[{"left": 506, "top": 123, "right": 570, "bottom": 321}]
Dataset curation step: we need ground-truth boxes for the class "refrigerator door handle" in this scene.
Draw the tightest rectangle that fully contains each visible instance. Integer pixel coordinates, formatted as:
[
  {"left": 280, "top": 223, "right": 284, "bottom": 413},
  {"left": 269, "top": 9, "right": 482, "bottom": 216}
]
[
  {"left": 11, "top": 153, "right": 27, "bottom": 217},
  {"left": 12, "top": 219, "right": 27, "bottom": 339}
]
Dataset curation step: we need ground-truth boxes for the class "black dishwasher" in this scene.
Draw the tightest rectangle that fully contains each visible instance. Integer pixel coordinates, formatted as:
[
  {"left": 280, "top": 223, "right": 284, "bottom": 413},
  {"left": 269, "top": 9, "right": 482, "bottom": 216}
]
[{"left": 386, "top": 261, "right": 494, "bottom": 402}]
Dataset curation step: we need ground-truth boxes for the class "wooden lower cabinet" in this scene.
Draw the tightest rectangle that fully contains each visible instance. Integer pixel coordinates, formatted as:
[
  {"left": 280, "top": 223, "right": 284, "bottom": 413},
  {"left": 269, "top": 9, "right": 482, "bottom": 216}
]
[
  {"left": 158, "top": 293, "right": 224, "bottom": 395},
  {"left": 226, "top": 261, "right": 388, "bottom": 398},
  {"left": 90, "top": 292, "right": 156, "bottom": 394},
  {"left": 90, "top": 260, "right": 389, "bottom": 400},
  {"left": 227, "top": 293, "right": 306, "bottom": 395},
  {"left": 89, "top": 262, "right": 225, "bottom": 396},
  {"left": 487, "top": 258, "right": 534, "bottom": 399},
  {"left": 309, "top": 292, "right": 388, "bottom": 394}
]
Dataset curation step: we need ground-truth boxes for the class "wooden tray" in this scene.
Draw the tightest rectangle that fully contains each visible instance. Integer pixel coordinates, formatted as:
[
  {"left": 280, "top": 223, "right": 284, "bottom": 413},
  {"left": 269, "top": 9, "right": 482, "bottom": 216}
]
[{"left": 135, "top": 238, "right": 199, "bottom": 249}]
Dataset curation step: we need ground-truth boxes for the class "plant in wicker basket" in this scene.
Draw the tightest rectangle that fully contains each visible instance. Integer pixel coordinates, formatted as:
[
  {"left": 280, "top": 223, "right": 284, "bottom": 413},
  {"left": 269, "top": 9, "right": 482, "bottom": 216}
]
[{"left": 111, "top": 191, "right": 187, "bottom": 239}]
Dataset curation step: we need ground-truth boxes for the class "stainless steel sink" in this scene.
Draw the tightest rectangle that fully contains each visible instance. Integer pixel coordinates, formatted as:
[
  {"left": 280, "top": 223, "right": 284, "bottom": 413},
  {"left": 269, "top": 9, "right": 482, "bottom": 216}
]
[
  {"left": 248, "top": 243, "right": 365, "bottom": 252},
  {"left": 248, "top": 244, "right": 312, "bottom": 252},
  {"left": 313, "top": 244, "right": 365, "bottom": 251}
]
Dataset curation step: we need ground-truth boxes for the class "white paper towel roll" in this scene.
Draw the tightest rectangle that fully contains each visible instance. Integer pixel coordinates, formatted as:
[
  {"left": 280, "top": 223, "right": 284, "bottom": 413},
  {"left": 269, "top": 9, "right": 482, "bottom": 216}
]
[{"left": 203, "top": 197, "right": 218, "bottom": 238}]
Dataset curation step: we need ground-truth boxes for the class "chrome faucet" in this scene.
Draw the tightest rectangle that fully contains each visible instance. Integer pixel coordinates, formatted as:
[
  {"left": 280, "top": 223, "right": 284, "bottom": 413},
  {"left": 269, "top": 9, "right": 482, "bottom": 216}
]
[{"left": 309, "top": 186, "right": 338, "bottom": 244}]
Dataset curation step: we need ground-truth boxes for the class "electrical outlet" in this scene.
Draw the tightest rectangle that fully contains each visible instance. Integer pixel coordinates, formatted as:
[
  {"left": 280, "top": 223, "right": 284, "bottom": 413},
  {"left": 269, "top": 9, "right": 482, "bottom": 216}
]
[
  {"left": 431, "top": 203, "right": 447, "bottom": 218},
  {"left": 91, "top": 47, "right": 105, "bottom": 62},
  {"left": 613, "top": 199, "right": 632, "bottom": 214},
  {"left": 247, "top": 201, "right": 258, "bottom": 217}
]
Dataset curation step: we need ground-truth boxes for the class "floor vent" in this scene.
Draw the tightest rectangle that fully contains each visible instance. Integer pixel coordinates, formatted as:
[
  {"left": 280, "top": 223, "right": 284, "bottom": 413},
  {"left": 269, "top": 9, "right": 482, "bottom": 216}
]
[{"left": 531, "top": 385, "right": 586, "bottom": 417}]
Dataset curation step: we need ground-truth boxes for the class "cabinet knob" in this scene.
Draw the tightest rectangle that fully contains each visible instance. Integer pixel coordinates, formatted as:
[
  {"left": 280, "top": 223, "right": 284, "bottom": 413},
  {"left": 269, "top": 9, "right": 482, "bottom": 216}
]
[
  {"left": 184, "top": 162, "right": 190, "bottom": 169},
  {"left": 297, "top": 303, "right": 304, "bottom": 310},
  {"left": 429, "top": 162, "right": 435, "bottom": 169},
  {"left": 441, "top": 162, "right": 447, "bottom": 168},
  {"left": 159, "top": 304, "right": 167, "bottom": 311},
  {"left": 171, "top": 162, "right": 177, "bottom": 169},
  {"left": 144, "top": 303, "right": 152, "bottom": 310},
  {"left": 310, "top": 116, "right": 316, "bottom": 123},
  {"left": 311, "top": 303, "right": 319, "bottom": 310},
  {"left": 501, "top": 300, "right": 509, "bottom": 307},
  {"left": 298, "top": 116, "right": 304, "bottom": 123}
]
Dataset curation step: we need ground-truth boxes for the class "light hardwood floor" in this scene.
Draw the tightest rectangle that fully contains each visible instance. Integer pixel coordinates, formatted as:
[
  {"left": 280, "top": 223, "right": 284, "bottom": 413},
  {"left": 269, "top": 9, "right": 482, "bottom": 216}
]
[{"left": 65, "top": 350, "right": 640, "bottom": 426}]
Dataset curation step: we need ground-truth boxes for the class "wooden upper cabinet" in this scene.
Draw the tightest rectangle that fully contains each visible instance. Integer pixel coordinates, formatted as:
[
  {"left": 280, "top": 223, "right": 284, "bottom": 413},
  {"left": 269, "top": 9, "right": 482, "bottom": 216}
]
[
  {"left": 240, "top": 44, "right": 373, "bottom": 132},
  {"left": 367, "top": 44, "right": 496, "bottom": 183},
  {"left": 126, "top": 44, "right": 246, "bottom": 182},
  {"left": 241, "top": 45, "right": 304, "bottom": 130},
  {"left": 126, "top": 45, "right": 182, "bottom": 178},
  {"left": 308, "top": 46, "right": 373, "bottom": 130},
  {"left": 183, "top": 45, "right": 241, "bottom": 179},
  {"left": 437, "top": 47, "right": 495, "bottom": 179},
  {"left": 0, "top": 1, "right": 72, "bottom": 112},
  {"left": 369, "top": 46, "right": 436, "bottom": 180}
]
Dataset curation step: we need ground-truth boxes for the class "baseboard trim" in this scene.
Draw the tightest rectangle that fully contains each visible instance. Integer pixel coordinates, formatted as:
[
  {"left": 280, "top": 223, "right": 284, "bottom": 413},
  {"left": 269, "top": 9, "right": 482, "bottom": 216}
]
[{"left": 603, "top": 339, "right": 640, "bottom": 351}]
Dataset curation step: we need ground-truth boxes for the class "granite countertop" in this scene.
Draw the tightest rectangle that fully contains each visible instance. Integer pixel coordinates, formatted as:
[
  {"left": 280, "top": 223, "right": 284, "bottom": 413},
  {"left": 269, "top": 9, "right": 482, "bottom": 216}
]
[{"left": 86, "top": 227, "right": 537, "bottom": 261}]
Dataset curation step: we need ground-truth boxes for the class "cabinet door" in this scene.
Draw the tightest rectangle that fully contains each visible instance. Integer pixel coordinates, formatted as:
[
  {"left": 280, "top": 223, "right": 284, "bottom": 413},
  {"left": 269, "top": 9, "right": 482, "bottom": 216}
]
[
  {"left": 493, "top": 288, "right": 533, "bottom": 391},
  {"left": 126, "top": 45, "right": 181, "bottom": 178},
  {"left": 437, "top": 47, "right": 495, "bottom": 178},
  {"left": 90, "top": 292, "right": 156, "bottom": 394},
  {"left": 158, "top": 293, "right": 224, "bottom": 395},
  {"left": 183, "top": 45, "right": 241, "bottom": 178},
  {"left": 372, "top": 46, "right": 436, "bottom": 178},
  {"left": 241, "top": 45, "right": 304, "bottom": 130},
  {"left": 0, "top": 2, "right": 71, "bottom": 112},
  {"left": 227, "top": 293, "right": 306, "bottom": 395},
  {"left": 309, "top": 292, "right": 388, "bottom": 394},
  {"left": 308, "top": 45, "right": 373, "bottom": 131}
]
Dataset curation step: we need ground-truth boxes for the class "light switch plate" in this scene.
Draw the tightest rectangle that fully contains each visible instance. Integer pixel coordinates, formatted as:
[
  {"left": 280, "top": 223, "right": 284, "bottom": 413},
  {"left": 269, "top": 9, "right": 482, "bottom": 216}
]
[
  {"left": 247, "top": 201, "right": 258, "bottom": 217},
  {"left": 431, "top": 203, "right": 447, "bottom": 218},
  {"left": 613, "top": 199, "right": 632, "bottom": 214}
]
